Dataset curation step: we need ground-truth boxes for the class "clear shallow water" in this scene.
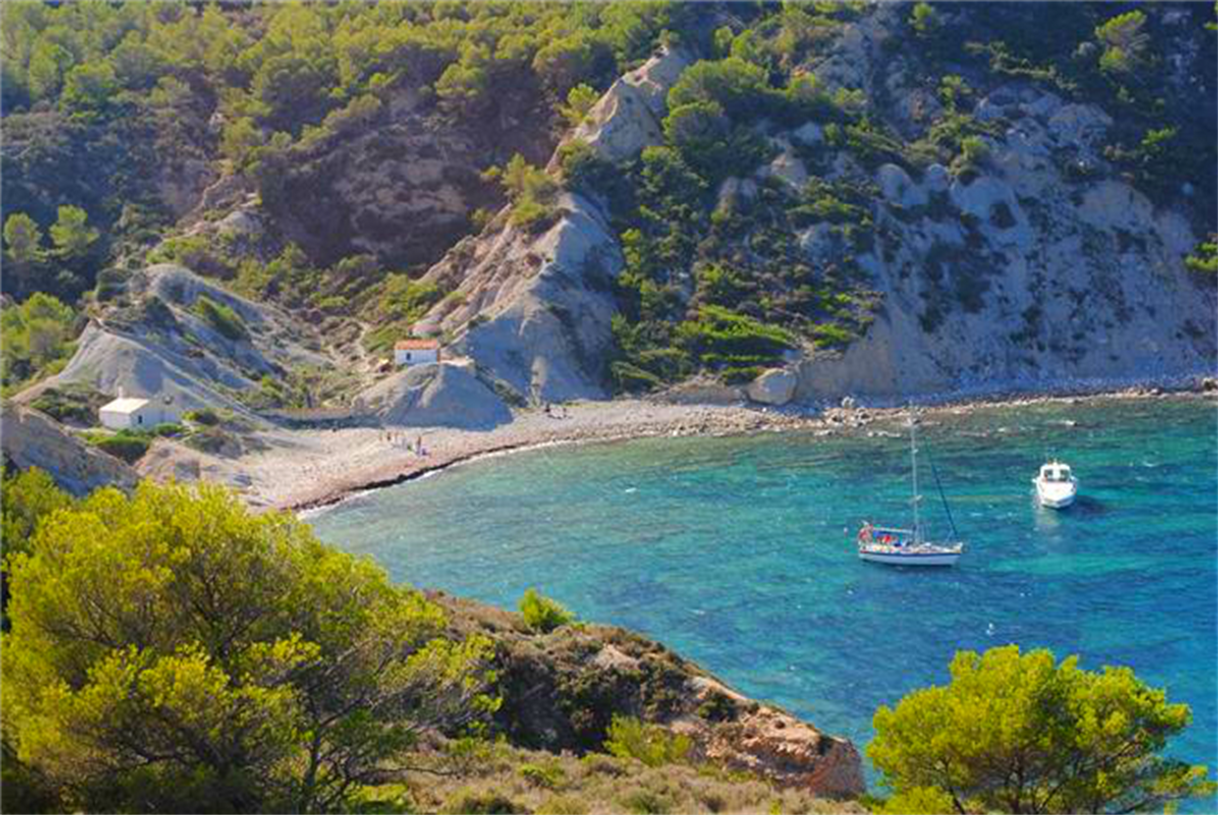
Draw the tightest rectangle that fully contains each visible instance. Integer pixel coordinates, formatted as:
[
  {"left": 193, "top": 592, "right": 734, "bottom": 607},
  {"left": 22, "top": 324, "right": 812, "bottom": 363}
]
[{"left": 311, "top": 398, "right": 1218, "bottom": 804}]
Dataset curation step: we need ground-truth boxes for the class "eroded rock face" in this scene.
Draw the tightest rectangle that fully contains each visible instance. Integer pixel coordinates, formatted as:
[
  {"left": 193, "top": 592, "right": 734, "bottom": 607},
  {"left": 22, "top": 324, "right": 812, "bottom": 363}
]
[
  {"left": 747, "top": 368, "right": 798, "bottom": 406},
  {"left": 788, "top": 92, "right": 1216, "bottom": 402},
  {"left": 413, "top": 49, "right": 696, "bottom": 403},
  {"left": 1, "top": 403, "right": 137, "bottom": 496},
  {"left": 415, "top": 193, "right": 626, "bottom": 402},
  {"left": 683, "top": 676, "right": 865, "bottom": 799}
]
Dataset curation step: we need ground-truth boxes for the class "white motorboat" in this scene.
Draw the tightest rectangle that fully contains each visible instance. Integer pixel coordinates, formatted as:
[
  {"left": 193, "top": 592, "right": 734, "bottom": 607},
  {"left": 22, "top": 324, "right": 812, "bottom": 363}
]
[
  {"left": 1033, "top": 460, "right": 1077, "bottom": 509},
  {"left": 856, "top": 412, "right": 964, "bottom": 567}
]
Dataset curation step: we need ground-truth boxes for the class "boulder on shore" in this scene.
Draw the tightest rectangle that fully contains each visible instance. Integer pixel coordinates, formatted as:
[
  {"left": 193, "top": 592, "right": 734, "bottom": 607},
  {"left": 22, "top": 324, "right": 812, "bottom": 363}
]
[{"left": 747, "top": 368, "right": 798, "bottom": 406}]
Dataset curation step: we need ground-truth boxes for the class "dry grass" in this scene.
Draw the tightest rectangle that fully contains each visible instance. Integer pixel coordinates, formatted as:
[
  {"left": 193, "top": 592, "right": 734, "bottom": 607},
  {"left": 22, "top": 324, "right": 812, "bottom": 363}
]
[{"left": 357, "top": 741, "right": 865, "bottom": 814}]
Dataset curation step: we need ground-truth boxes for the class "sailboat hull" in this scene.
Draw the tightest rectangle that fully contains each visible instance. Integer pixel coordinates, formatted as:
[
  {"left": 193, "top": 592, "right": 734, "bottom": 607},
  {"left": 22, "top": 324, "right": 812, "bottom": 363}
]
[{"left": 858, "top": 547, "right": 962, "bottom": 567}]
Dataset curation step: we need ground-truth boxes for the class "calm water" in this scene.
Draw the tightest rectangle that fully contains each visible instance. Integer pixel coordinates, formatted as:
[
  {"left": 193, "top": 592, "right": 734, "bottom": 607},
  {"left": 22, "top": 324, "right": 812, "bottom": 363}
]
[{"left": 311, "top": 398, "right": 1218, "bottom": 802}]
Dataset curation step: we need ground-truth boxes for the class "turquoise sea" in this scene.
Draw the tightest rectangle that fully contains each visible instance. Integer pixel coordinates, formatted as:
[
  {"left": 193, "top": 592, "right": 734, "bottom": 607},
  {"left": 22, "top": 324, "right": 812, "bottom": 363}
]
[{"left": 310, "top": 397, "right": 1218, "bottom": 805}]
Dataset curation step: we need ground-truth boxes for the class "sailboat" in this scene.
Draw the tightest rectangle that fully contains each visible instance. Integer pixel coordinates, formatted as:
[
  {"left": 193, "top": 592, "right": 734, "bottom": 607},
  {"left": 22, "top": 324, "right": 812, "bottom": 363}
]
[{"left": 856, "top": 411, "right": 964, "bottom": 567}]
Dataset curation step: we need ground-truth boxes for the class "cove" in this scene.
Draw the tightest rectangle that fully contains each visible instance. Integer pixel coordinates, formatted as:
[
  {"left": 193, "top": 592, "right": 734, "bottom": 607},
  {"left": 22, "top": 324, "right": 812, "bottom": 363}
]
[{"left": 310, "top": 398, "right": 1217, "bottom": 806}]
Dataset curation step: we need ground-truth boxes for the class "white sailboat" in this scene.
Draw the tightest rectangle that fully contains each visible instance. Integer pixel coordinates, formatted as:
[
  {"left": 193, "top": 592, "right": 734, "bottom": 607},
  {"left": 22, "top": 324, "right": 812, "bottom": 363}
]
[
  {"left": 856, "top": 412, "right": 964, "bottom": 567},
  {"left": 1033, "top": 460, "right": 1077, "bottom": 509}
]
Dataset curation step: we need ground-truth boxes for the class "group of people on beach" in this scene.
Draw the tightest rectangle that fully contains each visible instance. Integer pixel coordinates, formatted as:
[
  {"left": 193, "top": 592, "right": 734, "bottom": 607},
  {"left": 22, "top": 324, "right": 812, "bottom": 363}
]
[
  {"left": 543, "top": 403, "right": 569, "bottom": 419},
  {"left": 382, "top": 429, "right": 427, "bottom": 456}
]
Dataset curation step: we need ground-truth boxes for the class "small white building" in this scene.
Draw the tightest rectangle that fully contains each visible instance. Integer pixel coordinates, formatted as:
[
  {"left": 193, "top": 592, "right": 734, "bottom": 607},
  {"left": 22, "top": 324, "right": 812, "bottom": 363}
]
[
  {"left": 98, "top": 395, "right": 179, "bottom": 430},
  {"left": 394, "top": 338, "right": 441, "bottom": 367}
]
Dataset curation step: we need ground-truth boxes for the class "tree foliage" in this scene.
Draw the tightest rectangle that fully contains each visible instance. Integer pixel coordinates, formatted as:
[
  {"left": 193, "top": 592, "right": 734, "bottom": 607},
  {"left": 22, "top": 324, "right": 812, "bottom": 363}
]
[
  {"left": 491, "top": 154, "right": 560, "bottom": 231},
  {"left": 604, "top": 715, "right": 691, "bottom": 768},
  {"left": 1095, "top": 11, "right": 1150, "bottom": 75},
  {"left": 0, "top": 467, "right": 75, "bottom": 630},
  {"left": 869, "top": 645, "right": 1216, "bottom": 814},
  {"left": 1185, "top": 235, "right": 1218, "bottom": 279},
  {"left": 3, "top": 480, "right": 498, "bottom": 813},
  {"left": 0, "top": 292, "right": 77, "bottom": 392}
]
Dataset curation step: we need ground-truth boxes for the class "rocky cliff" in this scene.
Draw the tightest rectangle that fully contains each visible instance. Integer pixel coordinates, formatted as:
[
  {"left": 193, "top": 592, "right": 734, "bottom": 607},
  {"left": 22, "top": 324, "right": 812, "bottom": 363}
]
[
  {"left": 437, "top": 592, "right": 865, "bottom": 799},
  {"left": 8, "top": 4, "right": 1215, "bottom": 417}
]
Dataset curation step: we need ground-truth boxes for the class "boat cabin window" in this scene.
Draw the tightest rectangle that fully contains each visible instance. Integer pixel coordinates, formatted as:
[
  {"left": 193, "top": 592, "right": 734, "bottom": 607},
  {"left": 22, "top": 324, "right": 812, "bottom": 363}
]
[{"left": 1042, "top": 466, "right": 1071, "bottom": 482}]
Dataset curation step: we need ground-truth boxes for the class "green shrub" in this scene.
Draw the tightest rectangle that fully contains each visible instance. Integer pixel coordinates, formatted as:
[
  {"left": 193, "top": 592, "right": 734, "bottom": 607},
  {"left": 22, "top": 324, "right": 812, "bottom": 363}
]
[
  {"left": 1, "top": 293, "right": 78, "bottom": 393},
  {"left": 520, "top": 762, "right": 565, "bottom": 790},
  {"left": 519, "top": 588, "right": 575, "bottom": 634},
  {"left": 558, "top": 140, "right": 620, "bottom": 200},
  {"left": 193, "top": 295, "right": 247, "bottom": 341},
  {"left": 28, "top": 385, "right": 103, "bottom": 426},
  {"left": 618, "top": 789, "right": 671, "bottom": 815},
  {"left": 604, "top": 716, "right": 691, "bottom": 768},
  {"left": 92, "top": 433, "right": 152, "bottom": 464},
  {"left": 719, "top": 365, "right": 763, "bottom": 385},
  {"left": 909, "top": 2, "right": 941, "bottom": 37},
  {"left": 184, "top": 408, "right": 221, "bottom": 426},
  {"left": 535, "top": 793, "right": 590, "bottom": 815},
  {"left": 810, "top": 322, "right": 855, "bottom": 349},
  {"left": 147, "top": 234, "right": 234, "bottom": 279},
  {"left": 1185, "top": 235, "right": 1218, "bottom": 279},
  {"left": 675, "top": 306, "right": 796, "bottom": 360},
  {"left": 440, "top": 790, "right": 526, "bottom": 814},
  {"left": 491, "top": 154, "right": 560, "bottom": 232}
]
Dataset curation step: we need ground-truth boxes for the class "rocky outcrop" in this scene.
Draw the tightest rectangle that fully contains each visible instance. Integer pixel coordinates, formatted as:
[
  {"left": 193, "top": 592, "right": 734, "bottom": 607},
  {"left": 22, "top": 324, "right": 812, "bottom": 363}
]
[
  {"left": 436, "top": 593, "right": 865, "bottom": 799},
  {"left": 562, "top": 48, "right": 690, "bottom": 165},
  {"left": 360, "top": 360, "right": 511, "bottom": 429},
  {"left": 1, "top": 403, "right": 137, "bottom": 496},
  {"left": 682, "top": 677, "right": 865, "bottom": 798}
]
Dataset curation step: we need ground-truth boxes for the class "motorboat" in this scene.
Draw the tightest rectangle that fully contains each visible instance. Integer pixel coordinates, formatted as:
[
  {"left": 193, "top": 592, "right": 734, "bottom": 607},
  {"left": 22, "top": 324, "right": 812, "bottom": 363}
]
[{"left": 1033, "top": 460, "right": 1077, "bottom": 509}]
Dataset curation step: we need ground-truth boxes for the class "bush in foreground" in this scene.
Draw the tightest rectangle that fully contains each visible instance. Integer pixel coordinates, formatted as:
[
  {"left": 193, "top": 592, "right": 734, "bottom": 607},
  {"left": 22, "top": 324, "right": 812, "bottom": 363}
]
[
  {"left": 2, "top": 480, "right": 497, "bottom": 813},
  {"left": 604, "top": 715, "right": 692, "bottom": 769},
  {"left": 868, "top": 644, "right": 1215, "bottom": 814}
]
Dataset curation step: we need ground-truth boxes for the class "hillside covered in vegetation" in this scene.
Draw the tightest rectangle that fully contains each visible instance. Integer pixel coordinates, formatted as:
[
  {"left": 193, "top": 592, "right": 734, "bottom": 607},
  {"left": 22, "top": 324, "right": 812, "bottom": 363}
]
[{"left": 3, "top": 1, "right": 1215, "bottom": 416}]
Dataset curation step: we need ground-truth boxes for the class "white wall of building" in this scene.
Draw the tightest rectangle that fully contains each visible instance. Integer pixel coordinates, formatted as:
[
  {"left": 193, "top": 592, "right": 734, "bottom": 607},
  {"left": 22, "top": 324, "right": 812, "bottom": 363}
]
[
  {"left": 99, "top": 399, "right": 180, "bottom": 430},
  {"left": 394, "top": 347, "right": 440, "bottom": 366}
]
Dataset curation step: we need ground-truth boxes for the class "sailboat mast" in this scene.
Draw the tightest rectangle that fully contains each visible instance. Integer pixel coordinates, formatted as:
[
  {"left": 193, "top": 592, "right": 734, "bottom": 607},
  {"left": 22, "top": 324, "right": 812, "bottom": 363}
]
[{"left": 910, "top": 411, "right": 922, "bottom": 544}]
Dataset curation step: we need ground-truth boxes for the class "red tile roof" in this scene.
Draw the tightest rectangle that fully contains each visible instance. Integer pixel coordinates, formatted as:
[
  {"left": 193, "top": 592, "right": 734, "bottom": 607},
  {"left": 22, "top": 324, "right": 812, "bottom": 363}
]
[{"left": 395, "top": 338, "right": 440, "bottom": 350}]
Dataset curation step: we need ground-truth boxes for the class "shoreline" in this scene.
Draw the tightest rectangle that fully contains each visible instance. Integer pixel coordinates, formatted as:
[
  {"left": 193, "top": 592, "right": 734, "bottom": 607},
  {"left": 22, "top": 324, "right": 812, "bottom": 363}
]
[{"left": 263, "top": 374, "right": 1216, "bottom": 517}]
